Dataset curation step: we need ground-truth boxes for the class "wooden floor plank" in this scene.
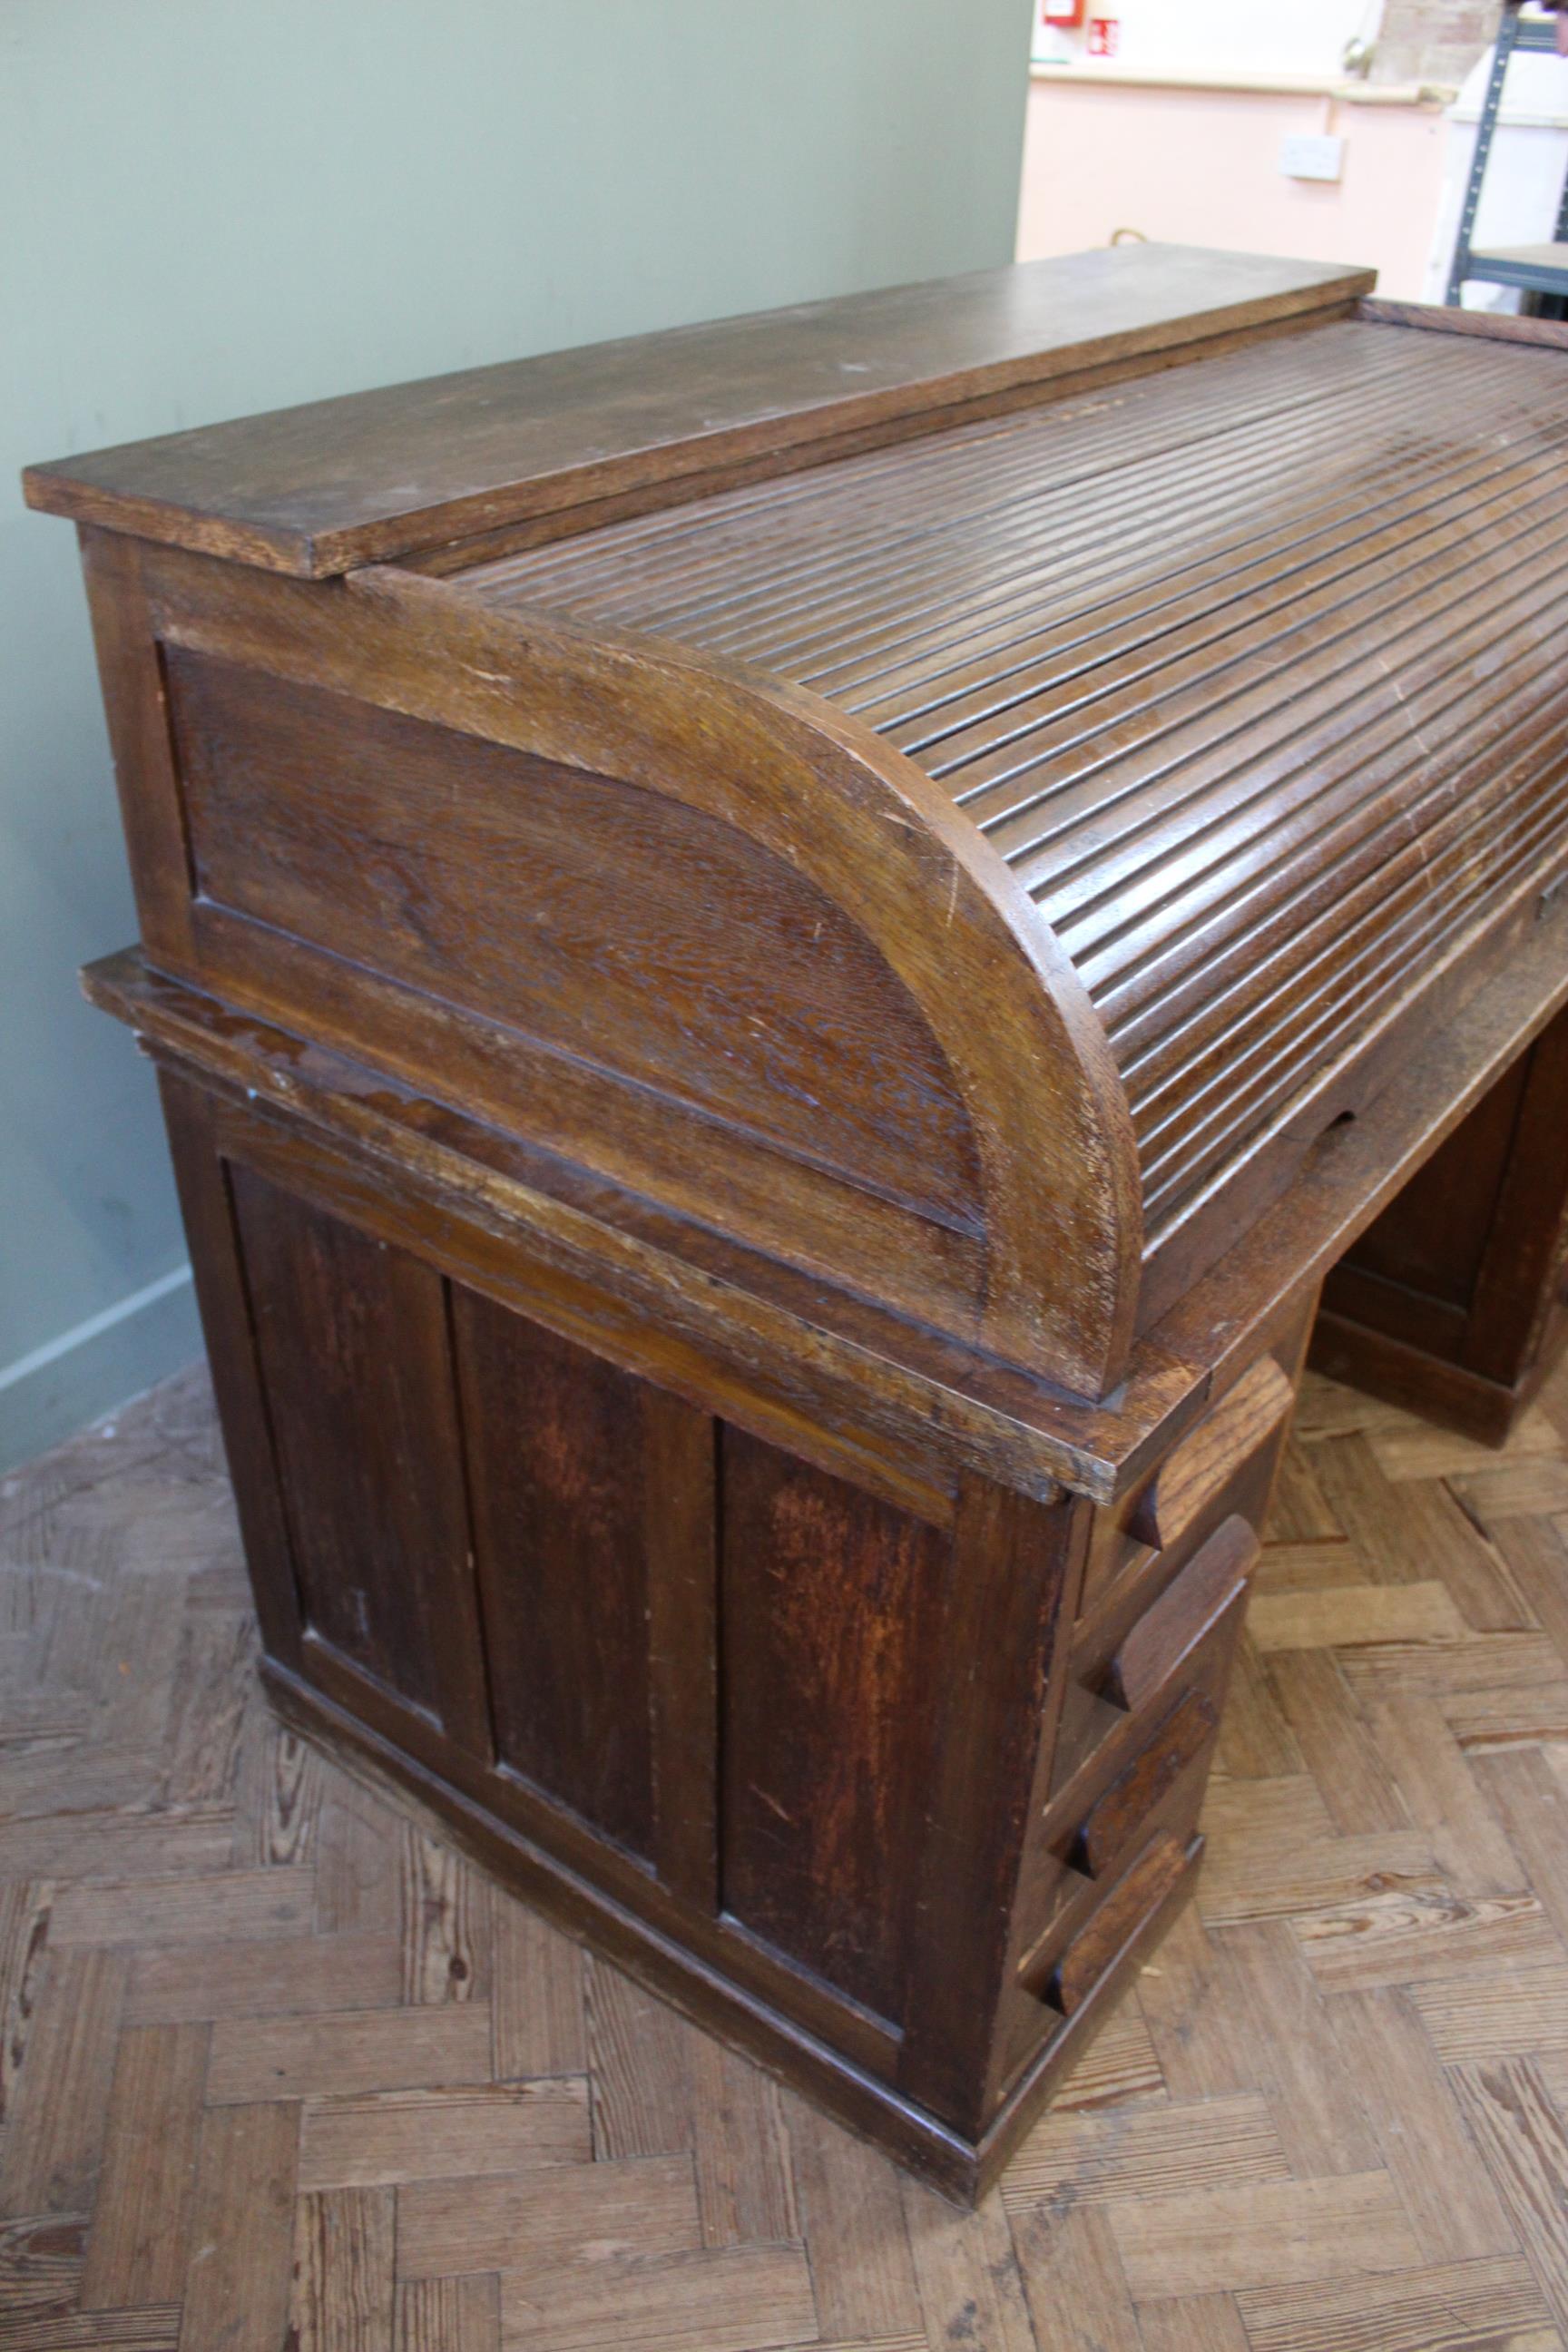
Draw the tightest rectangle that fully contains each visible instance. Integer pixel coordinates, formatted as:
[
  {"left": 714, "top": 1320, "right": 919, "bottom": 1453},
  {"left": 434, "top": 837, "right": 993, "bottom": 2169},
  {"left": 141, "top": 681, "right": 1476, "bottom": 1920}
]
[
  {"left": 1290, "top": 1887, "right": 1563, "bottom": 1994},
  {"left": 313, "top": 1792, "right": 401, "bottom": 1939},
  {"left": 395, "top": 2273, "right": 501, "bottom": 2352},
  {"left": 48, "top": 1870, "right": 314, "bottom": 1952},
  {"left": 0, "top": 1947, "right": 129, "bottom": 2215},
  {"left": 1472, "top": 1748, "right": 1568, "bottom": 1950},
  {"left": 399, "top": 1827, "right": 490, "bottom": 2007},
  {"left": 1135, "top": 2295, "right": 1252, "bottom": 2352},
  {"left": 0, "top": 1880, "right": 54, "bottom": 2130},
  {"left": 688, "top": 2036, "right": 798, "bottom": 2249},
  {"left": 395, "top": 2153, "right": 701, "bottom": 2279},
  {"left": 582, "top": 1955, "right": 695, "bottom": 2161},
  {"left": 786, "top": 2092, "right": 923, "bottom": 2343},
  {"left": 1108, "top": 2172, "right": 1423, "bottom": 2298},
  {"left": 1450, "top": 2060, "right": 1568, "bottom": 2329},
  {"left": 1413, "top": 1964, "right": 1568, "bottom": 2063},
  {"left": 1010, "top": 2203, "right": 1142, "bottom": 2352},
  {"left": 1235, "top": 2252, "right": 1555, "bottom": 2352},
  {"left": 299, "top": 2079, "right": 591, "bottom": 2190},
  {"left": 900, "top": 2177, "right": 1036, "bottom": 2352},
  {"left": 0, "top": 2308, "right": 182, "bottom": 2351},
  {"left": 289, "top": 2186, "right": 396, "bottom": 2352},
  {"left": 1206, "top": 1923, "right": 1380, "bottom": 2180},
  {"left": 206, "top": 2003, "right": 493, "bottom": 2104},
  {"left": 0, "top": 2212, "right": 87, "bottom": 2315},
  {"left": 1359, "top": 1695, "right": 1521, "bottom": 1896},
  {"left": 79, "top": 2022, "right": 209, "bottom": 2308},
  {"left": 1001, "top": 2093, "right": 1289, "bottom": 2210},
  {"left": 1261, "top": 1651, "right": 1407, "bottom": 1835},
  {"left": 1320, "top": 1986, "right": 1515, "bottom": 2262},
  {"left": 1247, "top": 1583, "right": 1471, "bottom": 1653},
  {"left": 126, "top": 1929, "right": 404, "bottom": 2027},
  {"left": 497, "top": 2242, "right": 818, "bottom": 2352},
  {"left": 177, "top": 2101, "right": 298, "bottom": 2352},
  {"left": 490, "top": 1899, "right": 586, "bottom": 2080}
]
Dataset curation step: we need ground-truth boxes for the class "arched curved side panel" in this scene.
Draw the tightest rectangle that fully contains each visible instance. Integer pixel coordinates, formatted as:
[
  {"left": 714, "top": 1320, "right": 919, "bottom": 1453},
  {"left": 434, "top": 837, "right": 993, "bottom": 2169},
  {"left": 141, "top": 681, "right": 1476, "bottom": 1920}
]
[
  {"left": 134, "top": 540, "right": 1140, "bottom": 1396},
  {"left": 352, "top": 565, "right": 1144, "bottom": 1399}
]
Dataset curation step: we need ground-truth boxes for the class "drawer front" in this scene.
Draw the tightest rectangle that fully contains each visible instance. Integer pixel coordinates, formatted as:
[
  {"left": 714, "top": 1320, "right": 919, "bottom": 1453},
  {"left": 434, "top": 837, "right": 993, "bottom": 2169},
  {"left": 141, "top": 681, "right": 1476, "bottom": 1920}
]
[
  {"left": 1045, "top": 1831, "right": 1198, "bottom": 2017},
  {"left": 1015, "top": 1515, "right": 1257, "bottom": 1975},
  {"left": 1080, "top": 1345, "right": 1298, "bottom": 1624},
  {"left": 1073, "top": 1688, "right": 1218, "bottom": 1883},
  {"left": 1051, "top": 1514, "right": 1258, "bottom": 1808},
  {"left": 1129, "top": 1357, "right": 1294, "bottom": 1552}
]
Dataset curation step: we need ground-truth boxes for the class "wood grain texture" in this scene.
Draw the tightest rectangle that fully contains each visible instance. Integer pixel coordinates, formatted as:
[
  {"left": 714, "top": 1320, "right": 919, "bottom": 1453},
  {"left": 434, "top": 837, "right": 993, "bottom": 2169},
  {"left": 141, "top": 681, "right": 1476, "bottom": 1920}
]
[
  {"left": 79, "top": 2023, "right": 208, "bottom": 2308},
  {"left": 719, "top": 1428, "right": 952, "bottom": 2023},
  {"left": 0, "top": 1948, "right": 128, "bottom": 2215},
  {"left": 23, "top": 248, "right": 1368, "bottom": 573},
  {"left": 178, "top": 2101, "right": 298, "bottom": 2352},
  {"left": 166, "top": 642, "right": 983, "bottom": 1236},
  {"left": 453, "top": 1290, "right": 663, "bottom": 1857},
  {"left": 289, "top": 2186, "right": 395, "bottom": 2352}
]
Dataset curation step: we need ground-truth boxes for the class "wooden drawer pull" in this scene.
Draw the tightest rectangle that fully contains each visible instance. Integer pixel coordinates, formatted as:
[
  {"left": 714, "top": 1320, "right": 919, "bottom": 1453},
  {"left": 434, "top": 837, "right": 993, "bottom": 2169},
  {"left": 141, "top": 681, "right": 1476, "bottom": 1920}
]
[
  {"left": 1072, "top": 1689, "right": 1218, "bottom": 1881},
  {"left": 1107, "top": 1514, "right": 1256, "bottom": 1715},
  {"left": 1048, "top": 1832, "right": 1191, "bottom": 2016},
  {"left": 1130, "top": 1356, "right": 1295, "bottom": 1551}
]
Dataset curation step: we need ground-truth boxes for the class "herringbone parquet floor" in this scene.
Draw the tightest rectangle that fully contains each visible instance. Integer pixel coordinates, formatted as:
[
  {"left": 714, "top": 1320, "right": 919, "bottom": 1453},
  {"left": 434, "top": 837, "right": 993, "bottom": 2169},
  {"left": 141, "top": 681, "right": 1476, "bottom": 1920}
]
[{"left": 3, "top": 1350, "right": 1568, "bottom": 2351}]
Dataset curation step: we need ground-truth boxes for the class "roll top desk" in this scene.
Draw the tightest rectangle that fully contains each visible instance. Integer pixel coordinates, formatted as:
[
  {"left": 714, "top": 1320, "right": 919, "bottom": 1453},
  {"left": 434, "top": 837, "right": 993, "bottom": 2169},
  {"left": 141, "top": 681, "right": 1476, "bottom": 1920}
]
[{"left": 26, "top": 245, "right": 1568, "bottom": 2200}]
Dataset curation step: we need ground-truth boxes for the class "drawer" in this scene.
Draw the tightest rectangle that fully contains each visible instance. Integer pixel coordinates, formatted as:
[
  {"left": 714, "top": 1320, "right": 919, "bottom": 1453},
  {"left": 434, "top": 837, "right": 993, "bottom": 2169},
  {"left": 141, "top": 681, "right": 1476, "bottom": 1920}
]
[
  {"left": 1052, "top": 1514, "right": 1259, "bottom": 1798},
  {"left": 1072, "top": 1686, "right": 1218, "bottom": 1881},
  {"left": 1129, "top": 1357, "right": 1295, "bottom": 1552},
  {"left": 1039, "top": 1830, "right": 1200, "bottom": 2015},
  {"left": 1016, "top": 1517, "right": 1255, "bottom": 1970},
  {"left": 1080, "top": 1353, "right": 1294, "bottom": 1619}
]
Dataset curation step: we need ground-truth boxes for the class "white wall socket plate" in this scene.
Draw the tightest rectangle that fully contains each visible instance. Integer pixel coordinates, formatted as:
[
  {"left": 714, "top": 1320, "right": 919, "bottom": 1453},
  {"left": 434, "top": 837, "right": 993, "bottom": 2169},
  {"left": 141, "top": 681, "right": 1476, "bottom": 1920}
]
[{"left": 1280, "top": 132, "right": 1346, "bottom": 181}]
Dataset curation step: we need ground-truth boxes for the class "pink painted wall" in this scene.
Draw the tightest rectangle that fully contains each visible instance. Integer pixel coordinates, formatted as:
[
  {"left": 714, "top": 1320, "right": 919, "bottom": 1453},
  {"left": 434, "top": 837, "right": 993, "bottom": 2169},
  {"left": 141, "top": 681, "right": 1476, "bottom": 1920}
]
[{"left": 1016, "top": 79, "right": 1450, "bottom": 301}]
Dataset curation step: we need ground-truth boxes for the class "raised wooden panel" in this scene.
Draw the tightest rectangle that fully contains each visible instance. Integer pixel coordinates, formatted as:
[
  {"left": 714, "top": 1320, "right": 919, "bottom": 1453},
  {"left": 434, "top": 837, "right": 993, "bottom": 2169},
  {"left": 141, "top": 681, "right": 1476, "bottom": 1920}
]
[
  {"left": 452, "top": 1289, "right": 699, "bottom": 1863},
  {"left": 165, "top": 646, "right": 979, "bottom": 1230},
  {"left": 227, "top": 1163, "right": 486, "bottom": 1747},
  {"left": 718, "top": 1426, "right": 952, "bottom": 2023}
]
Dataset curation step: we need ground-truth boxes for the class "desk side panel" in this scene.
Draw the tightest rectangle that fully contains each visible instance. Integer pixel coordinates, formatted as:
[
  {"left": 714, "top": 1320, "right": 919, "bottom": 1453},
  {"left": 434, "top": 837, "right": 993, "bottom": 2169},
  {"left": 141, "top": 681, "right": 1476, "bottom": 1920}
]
[{"left": 81, "top": 528, "right": 1142, "bottom": 1396}]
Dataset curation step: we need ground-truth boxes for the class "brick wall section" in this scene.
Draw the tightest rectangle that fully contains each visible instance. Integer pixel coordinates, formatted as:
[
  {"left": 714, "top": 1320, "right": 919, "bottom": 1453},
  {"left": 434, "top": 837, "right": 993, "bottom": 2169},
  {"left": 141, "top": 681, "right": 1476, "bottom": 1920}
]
[{"left": 1372, "top": 0, "right": 1497, "bottom": 89}]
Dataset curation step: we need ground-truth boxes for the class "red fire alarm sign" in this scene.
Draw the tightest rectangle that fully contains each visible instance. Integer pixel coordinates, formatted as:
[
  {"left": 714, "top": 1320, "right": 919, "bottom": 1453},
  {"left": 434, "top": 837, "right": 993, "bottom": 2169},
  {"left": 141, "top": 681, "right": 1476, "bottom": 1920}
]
[
  {"left": 1087, "top": 16, "right": 1121, "bottom": 54},
  {"left": 1041, "top": 0, "right": 1085, "bottom": 24}
]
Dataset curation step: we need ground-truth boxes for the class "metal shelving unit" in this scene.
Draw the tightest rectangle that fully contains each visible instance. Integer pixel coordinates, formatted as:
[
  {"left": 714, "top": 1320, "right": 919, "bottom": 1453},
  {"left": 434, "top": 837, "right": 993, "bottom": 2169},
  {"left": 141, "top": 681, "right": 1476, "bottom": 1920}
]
[{"left": 1446, "top": 2, "right": 1568, "bottom": 305}]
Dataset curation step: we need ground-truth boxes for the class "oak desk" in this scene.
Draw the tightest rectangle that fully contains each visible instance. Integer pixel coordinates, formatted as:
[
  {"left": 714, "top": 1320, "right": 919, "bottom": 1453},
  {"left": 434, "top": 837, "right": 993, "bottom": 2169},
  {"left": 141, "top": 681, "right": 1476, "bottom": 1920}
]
[{"left": 27, "top": 245, "right": 1568, "bottom": 2200}]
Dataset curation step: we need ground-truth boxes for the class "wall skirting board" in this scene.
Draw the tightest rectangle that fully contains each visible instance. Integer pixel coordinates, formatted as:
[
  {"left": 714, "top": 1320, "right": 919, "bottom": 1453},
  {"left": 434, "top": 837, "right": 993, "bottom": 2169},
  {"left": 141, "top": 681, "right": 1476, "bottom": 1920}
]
[{"left": 0, "top": 1264, "right": 199, "bottom": 1474}]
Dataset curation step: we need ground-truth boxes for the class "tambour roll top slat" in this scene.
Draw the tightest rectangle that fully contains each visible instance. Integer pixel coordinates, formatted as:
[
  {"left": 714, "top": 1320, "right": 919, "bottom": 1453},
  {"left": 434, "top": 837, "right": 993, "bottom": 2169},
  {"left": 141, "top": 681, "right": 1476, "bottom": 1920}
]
[{"left": 458, "top": 318, "right": 1568, "bottom": 1295}]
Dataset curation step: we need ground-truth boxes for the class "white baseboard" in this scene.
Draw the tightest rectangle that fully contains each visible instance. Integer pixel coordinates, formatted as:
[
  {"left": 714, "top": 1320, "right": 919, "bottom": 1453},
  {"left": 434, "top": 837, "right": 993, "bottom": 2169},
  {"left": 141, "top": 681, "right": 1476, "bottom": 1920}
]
[{"left": 0, "top": 1264, "right": 201, "bottom": 1475}]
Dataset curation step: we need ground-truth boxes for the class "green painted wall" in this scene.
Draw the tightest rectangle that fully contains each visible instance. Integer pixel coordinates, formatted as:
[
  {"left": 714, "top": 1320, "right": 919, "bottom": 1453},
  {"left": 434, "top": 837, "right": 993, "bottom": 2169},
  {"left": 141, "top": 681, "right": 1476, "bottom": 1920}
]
[{"left": 0, "top": 0, "right": 1034, "bottom": 1470}]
